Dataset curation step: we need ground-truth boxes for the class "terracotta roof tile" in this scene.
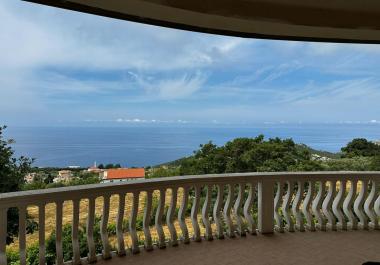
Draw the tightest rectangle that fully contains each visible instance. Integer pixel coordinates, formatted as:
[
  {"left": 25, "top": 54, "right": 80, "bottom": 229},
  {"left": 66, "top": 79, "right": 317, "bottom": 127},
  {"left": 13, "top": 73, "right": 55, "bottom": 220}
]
[{"left": 106, "top": 168, "right": 145, "bottom": 179}]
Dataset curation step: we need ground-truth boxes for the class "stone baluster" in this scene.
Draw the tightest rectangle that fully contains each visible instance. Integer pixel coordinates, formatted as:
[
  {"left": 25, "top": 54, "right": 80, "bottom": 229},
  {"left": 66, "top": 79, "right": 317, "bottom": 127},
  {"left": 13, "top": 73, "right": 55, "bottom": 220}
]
[
  {"left": 223, "top": 184, "right": 235, "bottom": 237},
  {"left": 56, "top": 201, "right": 64, "bottom": 265},
  {"left": 130, "top": 192, "right": 140, "bottom": 253},
  {"left": 116, "top": 193, "right": 126, "bottom": 255},
  {"left": 375, "top": 184, "right": 380, "bottom": 219},
  {"left": 354, "top": 180, "right": 368, "bottom": 229},
  {"left": 343, "top": 180, "right": 358, "bottom": 230},
  {"left": 258, "top": 179, "right": 274, "bottom": 234},
  {"left": 312, "top": 181, "right": 326, "bottom": 231},
  {"left": 364, "top": 180, "right": 379, "bottom": 229},
  {"left": 274, "top": 181, "right": 284, "bottom": 232},
  {"left": 19, "top": 205, "right": 27, "bottom": 265},
  {"left": 178, "top": 186, "right": 190, "bottom": 244},
  {"left": 282, "top": 181, "right": 294, "bottom": 232},
  {"left": 0, "top": 207, "right": 7, "bottom": 265},
  {"left": 202, "top": 185, "right": 213, "bottom": 240},
  {"left": 302, "top": 181, "right": 315, "bottom": 231},
  {"left": 292, "top": 181, "right": 305, "bottom": 232},
  {"left": 87, "top": 197, "right": 97, "bottom": 263},
  {"left": 72, "top": 199, "right": 81, "bottom": 264},
  {"left": 39, "top": 203, "right": 46, "bottom": 265},
  {"left": 333, "top": 180, "right": 346, "bottom": 230},
  {"left": 143, "top": 191, "right": 153, "bottom": 251},
  {"left": 213, "top": 184, "right": 224, "bottom": 239},
  {"left": 233, "top": 183, "right": 245, "bottom": 236},
  {"left": 101, "top": 195, "right": 111, "bottom": 259},
  {"left": 191, "top": 185, "right": 201, "bottom": 242},
  {"left": 167, "top": 187, "right": 178, "bottom": 246},
  {"left": 244, "top": 182, "right": 256, "bottom": 235},
  {"left": 155, "top": 189, "right": 166, "bottom": 248},
  {"left": 322, "top": 180, "right": 336, "bottom": 230}
]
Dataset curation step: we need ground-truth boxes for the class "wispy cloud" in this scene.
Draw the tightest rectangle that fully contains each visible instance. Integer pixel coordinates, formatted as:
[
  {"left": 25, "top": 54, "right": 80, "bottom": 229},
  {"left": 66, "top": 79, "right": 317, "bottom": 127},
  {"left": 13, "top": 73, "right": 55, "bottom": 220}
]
[
  {"left": 129, "top": 71, "right": 207, "bottom": 100},
  {"left": 1, "top": 0, "right": 380, "bottom": 125}
]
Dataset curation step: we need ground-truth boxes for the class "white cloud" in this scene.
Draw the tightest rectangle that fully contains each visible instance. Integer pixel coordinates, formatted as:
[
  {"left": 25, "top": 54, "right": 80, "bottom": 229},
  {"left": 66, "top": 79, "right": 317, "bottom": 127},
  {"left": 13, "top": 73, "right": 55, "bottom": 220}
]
[{"left": 130, "top": 71, "right": 207, "bottom": 100}]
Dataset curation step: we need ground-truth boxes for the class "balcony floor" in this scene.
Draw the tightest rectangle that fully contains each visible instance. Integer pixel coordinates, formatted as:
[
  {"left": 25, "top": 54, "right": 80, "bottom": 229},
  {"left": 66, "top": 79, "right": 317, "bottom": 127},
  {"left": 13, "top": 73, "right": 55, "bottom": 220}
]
[{"left": 99, "top": 230, "right": 380, "bottom": 265}]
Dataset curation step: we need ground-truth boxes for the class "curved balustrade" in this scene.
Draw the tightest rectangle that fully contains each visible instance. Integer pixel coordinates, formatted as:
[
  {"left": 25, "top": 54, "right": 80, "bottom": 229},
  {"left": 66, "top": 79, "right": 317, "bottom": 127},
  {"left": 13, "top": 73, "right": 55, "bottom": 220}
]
[{"left": 0, "top": 172, "right": 379, "bottom": 265}]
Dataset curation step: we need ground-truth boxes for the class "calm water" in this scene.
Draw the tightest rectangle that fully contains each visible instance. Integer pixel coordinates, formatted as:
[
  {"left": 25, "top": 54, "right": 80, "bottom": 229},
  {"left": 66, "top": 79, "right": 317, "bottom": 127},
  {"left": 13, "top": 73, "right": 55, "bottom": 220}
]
[{"left": 5, "top": 124, "right": 380, "bottom": 167}]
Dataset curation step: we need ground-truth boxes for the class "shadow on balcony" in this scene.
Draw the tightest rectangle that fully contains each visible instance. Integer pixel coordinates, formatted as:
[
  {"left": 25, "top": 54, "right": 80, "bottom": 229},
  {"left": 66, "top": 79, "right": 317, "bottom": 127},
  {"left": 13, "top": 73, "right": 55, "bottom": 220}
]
[{"left": 99, "top": 230, "right": 380, "bottom": 265}]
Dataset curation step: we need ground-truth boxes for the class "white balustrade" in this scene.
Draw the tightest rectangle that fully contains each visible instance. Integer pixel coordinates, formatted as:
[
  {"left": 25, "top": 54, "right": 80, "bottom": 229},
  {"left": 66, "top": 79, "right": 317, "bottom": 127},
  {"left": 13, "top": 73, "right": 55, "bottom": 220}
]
[
  {"left": 292, "top": 181, "right": 305, "bottom": 232},
  {"left": 38, "top": 203, "right": 46, "bottom": 265},
  {"left": 155, "top": 189, "right": 166, "bottom": 248},
  {"left": 333, "top": 181, "right": 346, "bottom": 230},
  {"left": 223, "top": 184, "right": 235, "bottom": 237},
  {"left": 18, "top": 205, "right": 26, "bottom": 265},
  {"left": 201, "top": 185, "right": 213, "bottom": 240},
  {"left": 167, "top": 188, "right": 178, "bottom": 246},
  {"left": 116, "top": 194, "right": 126, "bottom": 255},
  {"left": 322, "top": 181, "right": 336, "bottom": 230},
  {"left": 354, "top": 181, "right": 368, "bottom": 229},
  {"left": 86, "top": 197, "right": 97, "bottom": 263},
  {"left": 233, "top": 183, "right": 245, "bottom": 236},
  {"left": 0, "top": 172, "right": 379, "bottom": 265},
  {"left": 142, "top": 191, "right": 153, "bottom": 251},
  {"left": 343, "top": 180, "right": 358, "bottom": 229},
  {"left": 282, "top": 181, "right": 295, "bottom": 232},
  {"left": 213, "top": 184, "right": 224, "bottom": 239},
  {"left": 244, "top": 182, "right": 256, "bottom": 235},
  {"left": 130, "top": 191, "right": 140, "bottom": 253},
  {"left": 312, "top": 181, "right": 326, "bottom": 231},
  {"left": 365, "top": 181, "right": 379, "bottom": 229},
  {"left": 191, "top": 185, "right": 201, "bottom": 241},
  {"left": 302, "top": 181, "right": 315, "bottom": 231},
  {"left": 178, "top": 186, "right": 190, "bottom": 243},
  {"left": 274, "top": 181, "right": 284, "bottom": 232}
]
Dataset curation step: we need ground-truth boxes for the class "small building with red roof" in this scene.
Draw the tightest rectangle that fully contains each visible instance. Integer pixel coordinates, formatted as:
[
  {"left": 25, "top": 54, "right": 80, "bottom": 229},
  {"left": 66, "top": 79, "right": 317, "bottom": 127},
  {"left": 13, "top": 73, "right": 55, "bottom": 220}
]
[{"left": 101, "top": 168, "right": 145, "bottom": 183}]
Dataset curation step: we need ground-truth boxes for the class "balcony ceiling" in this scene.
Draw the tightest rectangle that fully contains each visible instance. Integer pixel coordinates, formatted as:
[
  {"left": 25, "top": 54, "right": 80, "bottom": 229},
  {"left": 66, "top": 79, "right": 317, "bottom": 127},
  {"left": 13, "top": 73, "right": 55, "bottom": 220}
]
[{"left": 24, "top": 0, "right": 380, "bottom": 43}]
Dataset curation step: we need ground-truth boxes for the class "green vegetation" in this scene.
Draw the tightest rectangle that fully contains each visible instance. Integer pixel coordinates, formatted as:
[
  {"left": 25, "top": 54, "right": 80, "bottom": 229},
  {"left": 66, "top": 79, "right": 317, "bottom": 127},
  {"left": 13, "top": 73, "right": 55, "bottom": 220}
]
[
  {"left": 0, "top": 126, "right": 37, "bottom": 244},
  {"left": 98, "top": 163, "right": 121, "bottom": 169},
  {"left": 341, "top": 138, "right": 380, "bottom": 158},
  {"left": 147, "top": 135, "right": 380, "bottom": 178}
]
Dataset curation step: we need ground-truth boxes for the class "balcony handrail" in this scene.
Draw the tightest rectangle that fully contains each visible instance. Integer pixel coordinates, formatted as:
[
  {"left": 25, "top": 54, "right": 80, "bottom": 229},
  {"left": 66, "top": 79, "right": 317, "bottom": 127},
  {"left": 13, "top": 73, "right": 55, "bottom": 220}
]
[
  {"left": 1, "top": 171, "right": 380, "bottom": 207},
  {"left": 1, "top": 171, "right": 379, "bottom": 265}
]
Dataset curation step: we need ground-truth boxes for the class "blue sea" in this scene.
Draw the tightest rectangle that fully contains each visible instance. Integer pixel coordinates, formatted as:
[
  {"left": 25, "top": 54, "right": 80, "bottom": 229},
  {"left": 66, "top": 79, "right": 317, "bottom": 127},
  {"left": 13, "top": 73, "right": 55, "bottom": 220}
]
[{"left": 5, "top": 124, "right": 380, "bottom": 167}]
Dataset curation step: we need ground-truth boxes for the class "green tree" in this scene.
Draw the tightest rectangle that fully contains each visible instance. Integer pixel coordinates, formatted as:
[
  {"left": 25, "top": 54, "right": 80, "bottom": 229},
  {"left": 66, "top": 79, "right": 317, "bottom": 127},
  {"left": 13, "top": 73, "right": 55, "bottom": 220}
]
[
  {"left": 105, "top": 164, "right": 114, "bottom": 169},
  {"left": 179, "top": 135, "right": 322, "bottom": 175},
  {"left": 0, "top": 126, "right": 36, "bottom": 244},
  {"left": 341, "top": 138, "right": 380, "bottom": 157}
]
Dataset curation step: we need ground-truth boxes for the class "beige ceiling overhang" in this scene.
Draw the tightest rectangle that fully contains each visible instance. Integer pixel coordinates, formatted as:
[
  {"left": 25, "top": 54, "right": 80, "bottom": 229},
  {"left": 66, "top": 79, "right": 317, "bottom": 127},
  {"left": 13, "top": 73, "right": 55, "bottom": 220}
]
[{"left": 24, "top": 0, "right": 380, "bottom": 43}]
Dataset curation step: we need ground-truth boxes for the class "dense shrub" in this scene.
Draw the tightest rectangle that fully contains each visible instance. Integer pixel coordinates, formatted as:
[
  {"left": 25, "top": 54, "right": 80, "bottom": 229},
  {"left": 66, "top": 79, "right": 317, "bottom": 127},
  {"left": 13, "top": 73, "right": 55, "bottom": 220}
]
[{"left": 341, "top": 138, "right": 380, "bottom": 158}]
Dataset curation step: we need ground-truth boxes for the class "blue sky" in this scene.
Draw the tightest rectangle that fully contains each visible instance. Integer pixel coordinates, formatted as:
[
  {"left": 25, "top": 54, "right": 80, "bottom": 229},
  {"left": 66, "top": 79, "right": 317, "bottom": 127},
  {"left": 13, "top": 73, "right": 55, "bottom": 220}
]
[{"left": 1, "top": 0, "right": 380, "bottom": 126}]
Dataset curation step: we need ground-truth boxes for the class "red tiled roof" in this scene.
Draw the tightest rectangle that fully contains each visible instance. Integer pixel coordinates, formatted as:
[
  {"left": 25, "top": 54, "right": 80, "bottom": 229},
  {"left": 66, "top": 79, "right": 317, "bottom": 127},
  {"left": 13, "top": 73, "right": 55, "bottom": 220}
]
[{"left": 106, "top": 168, "right": 145, "bottom": 179}]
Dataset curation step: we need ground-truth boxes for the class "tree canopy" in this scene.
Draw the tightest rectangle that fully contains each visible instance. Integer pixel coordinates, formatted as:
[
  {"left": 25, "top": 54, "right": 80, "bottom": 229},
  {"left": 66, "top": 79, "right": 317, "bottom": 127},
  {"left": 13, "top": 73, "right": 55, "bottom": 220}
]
[
  {"left": 0, "top": 126, "right": 36, "bottom": 244},
  {"left": 178, "top": 135, "right": 323, "bottom": 175},
  {"left": 341, "top": 138, "right": 380, "bottom": 158}
]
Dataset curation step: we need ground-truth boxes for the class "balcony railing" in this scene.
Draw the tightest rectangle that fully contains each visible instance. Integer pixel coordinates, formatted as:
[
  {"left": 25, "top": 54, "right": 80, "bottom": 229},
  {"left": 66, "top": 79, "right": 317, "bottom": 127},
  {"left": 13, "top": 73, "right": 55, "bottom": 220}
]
[{"left": 0, "top": 172, "right": 379, "bottom": 265}]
